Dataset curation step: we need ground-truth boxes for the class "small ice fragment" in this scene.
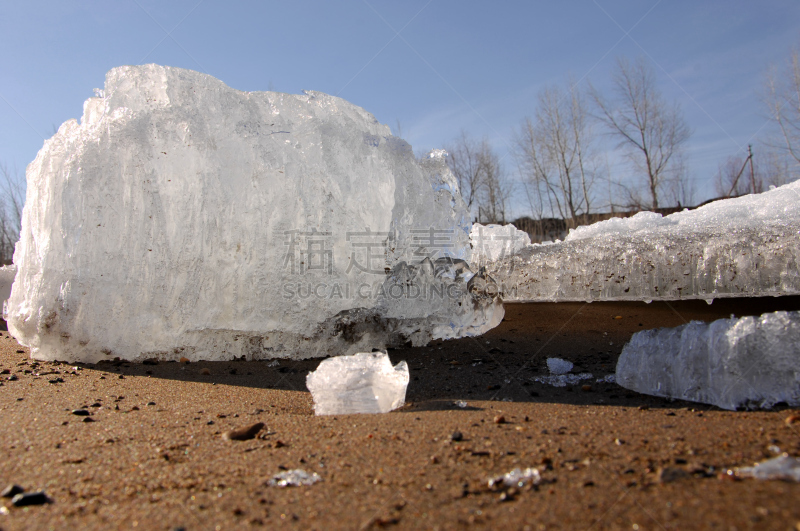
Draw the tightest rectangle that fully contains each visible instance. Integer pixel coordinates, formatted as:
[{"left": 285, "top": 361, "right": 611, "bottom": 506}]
[
  {"left": 735, "top": 455, "right": 800, "bottom": 481},
  {"left": 487, "top": 467, "right": 541, "bottom": 489},
  {"left": 705, "top": 298, "right": 714, "bottom": 305},
  {"left": 768, "top": 445, "right": 782, "bottom": 454},
  {"left": 546, "top": 358, "right": 573, "bottom": 375},
  {"left": 92, "top": 88, "right": 105, "bottom": 98},
  {"left": 532, "top": 373, "right": 593, "bottom": 387},
  {"left": 266, "top": 361, "right": 280, "bottom": 368},
  {"left": 454, "top": 400, "right": 468, "bottom": 408},
  {"left": 596, "top": 374, "right": 616, "bottom": 384},
  {"left": 306, "top": 352, "right": 409, "bottom": 415},
  {"left": 267, "top": 469, "right": 322, "bottom": 487}
]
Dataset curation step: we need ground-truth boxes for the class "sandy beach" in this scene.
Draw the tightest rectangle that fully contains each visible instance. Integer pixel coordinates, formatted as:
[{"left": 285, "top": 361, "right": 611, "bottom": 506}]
[{"left": 1, "top": 296, "right": 799, "bottom": 530}]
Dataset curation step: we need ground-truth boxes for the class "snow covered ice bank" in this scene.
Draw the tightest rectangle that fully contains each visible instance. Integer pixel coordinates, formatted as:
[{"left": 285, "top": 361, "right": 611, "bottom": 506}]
[
  {"left": 615, "top": 311, "right": 800, "bottom": 410},
  {"left": 6, "top": 65, "right": 502, "bottom": 363},
  {"left": 476, "top": 182, "right": 800, "bottom": 302}
]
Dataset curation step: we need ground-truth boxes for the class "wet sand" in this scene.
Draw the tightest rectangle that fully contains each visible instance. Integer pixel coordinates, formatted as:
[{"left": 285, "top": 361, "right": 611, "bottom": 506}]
[{"left": 1, "top": 296, "right": 799, "bottom": 530}]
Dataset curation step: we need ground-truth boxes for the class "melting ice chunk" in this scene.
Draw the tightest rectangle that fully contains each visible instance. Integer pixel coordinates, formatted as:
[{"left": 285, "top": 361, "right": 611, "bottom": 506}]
[
  {"left": 616, "top": 311, "right": 800, "bottom": 410},
  {"left": 306, "top": 352, "right": 409, "bottom": 415},
  {"left": 487, "top": 467, "right": 541, "bottom": 489},
  {"left": 734, "top": 455, "right": 800, "bottom": 481},
  {"left": 546, "top": 357, "right": 573, "bottom": 375},
  {"left": 267, "top": 469, "right": 322, "bottom": 487}
]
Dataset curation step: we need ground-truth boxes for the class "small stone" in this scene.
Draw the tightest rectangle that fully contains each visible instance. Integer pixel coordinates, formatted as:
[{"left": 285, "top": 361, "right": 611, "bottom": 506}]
[
  {"left": 11, "top": 491, "right": 51, "bottom": 506},
  {"left": 785, "top": 413, "right": 800, "bottom": 425},
  {"left": 7, "top": 375, "right": 18, "bottom": 381},
  {"left": 450, "top": 431, "right": 463, "bottom": 442},
  {"left": 82, "top": 417, "right": 95, "bottom": 423},
  {"left": 71, "top": 409, "right": 90, "bottom": 416},
  {"left": 1, "top": 484, "right": 24, "bottom": 498},
  {"left": 0, "top": 369, "right": 10, "bottom": 374},
  {"left": 223, "top": 422, "right": 265, "bottom": 441},
  {"left": 200, "top": 368, "right": 211, "bottom": 375},
  {"left": 581, "top": 385, "right": 592, "bottom": 392},
  {"left": 131, "top": 406, "right": 140, "bottom": 411},
  {"left": 657, "top": 467, "right": 689, "bottom": 483},
  {"left": 142, "top": 358, "right": 159, "bottom": 365},
  {"left": 179, "top": 357, "right": 190, "bottom": 363},
  {"left": 493, "top": 415, "right": 506, "bottom": 424},
  {"left": 146, "top": 401, "right": 156, "bottom": 406}
]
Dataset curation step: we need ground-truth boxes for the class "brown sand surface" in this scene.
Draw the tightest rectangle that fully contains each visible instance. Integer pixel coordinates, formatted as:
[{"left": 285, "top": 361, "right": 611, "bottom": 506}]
[{"left": 1, "top": 297, "right": 799, "bottom": 530}]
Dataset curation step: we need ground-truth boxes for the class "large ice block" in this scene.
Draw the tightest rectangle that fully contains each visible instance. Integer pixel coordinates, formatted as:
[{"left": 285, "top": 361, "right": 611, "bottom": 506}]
[
  {"left": 615, "top": 311, "right": 800, "bottom": 410},
  {"left": 6, "top": 65, "right": 501, "bottom": 362},
  {"left": 480, "top": 183, "right": 800, "bottom": 301},
  {"left": 306, "top": 351, "right": 409, "bottom": 415}
]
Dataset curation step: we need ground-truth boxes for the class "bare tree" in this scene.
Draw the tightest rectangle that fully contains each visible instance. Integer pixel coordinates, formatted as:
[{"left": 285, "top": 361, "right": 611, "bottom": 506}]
[
  {"left": 514, "top": 82, "right": 597, "bottom": 228},
  {"left": 445, "top": 132, "right": 510, "bottom": 223},
  {"left": 0, "top": 163, "right": 25, "bottom": 264},
  {"left": 765, "top": 44, "right": 800, "bottom": 165},
  {"left": 591, "top": 57, "right": 691, "bottom": 210}
]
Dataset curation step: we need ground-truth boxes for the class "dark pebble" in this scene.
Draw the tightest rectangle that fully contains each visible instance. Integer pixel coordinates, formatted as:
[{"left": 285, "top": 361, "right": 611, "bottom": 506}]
[
  {"left": 82, "top": 417, "right": 95, "bottom": 423},
  {"left": 1, "top": 484, "right": 24, "bottom": 498},
  {"left": 142, "top": 358, "right": 159, "bottom": 365},
  {"left": 7, "top": 374, "right": 18, "bottom": 381},
  {"left": 0, "top": 369, "right": 10, "bottom": 374},
  {"left": 493, "top": 415, "right": 506, "bottom": 424},
  {"left": 146, "top": 401, "right": 156, "bottom": 406},
  {"left": 450, "top": 431, "right": 463, "bottom": 442},
  {"left": 71, "top": 409, "right": 90, "bottom": 416},
  {"left": 16, "top": 350, "right": 24, "bottom": 354},
  {"left": 224, "top": 422, "right": 265, "bottom": 441},
  {"left": 11, "top": 491, "right": 51, "bottom": 506},
  {"left": 48, "top": 377, "right": 64, "bottom": 384}
]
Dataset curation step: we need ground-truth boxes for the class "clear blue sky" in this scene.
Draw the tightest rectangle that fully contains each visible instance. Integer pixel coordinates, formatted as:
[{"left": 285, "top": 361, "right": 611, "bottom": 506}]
[{"left": 2, "top": 1, "right": 799, "bottom": 216}]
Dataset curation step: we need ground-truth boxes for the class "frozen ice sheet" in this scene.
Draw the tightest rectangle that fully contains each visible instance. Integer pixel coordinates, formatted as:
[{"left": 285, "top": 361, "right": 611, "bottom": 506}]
[
  {"left": 306, "top": 352, "right": 409, "bottom": 415},
  {"left": 6, "top": 65, "right": 502, "bottom": 362},
  {"left": 480, "top": 182, "right": 800, "bottom": 302},
  {"left": 616, "top": 311, "right": 800, "bottom": 410}
]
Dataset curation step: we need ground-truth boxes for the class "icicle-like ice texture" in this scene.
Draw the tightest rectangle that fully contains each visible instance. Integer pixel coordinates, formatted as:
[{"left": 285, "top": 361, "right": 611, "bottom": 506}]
[
  {"left": 306, "top": 352, "right": 409, "bottom": 415},
  {"left": 616, "top": 311, "right": 800, "bottom": 410},
  {"left": 476, "top": 183, "right": 800, "bottom": 301},
  {"left": 6, "top": 65, "right": 503, "bottom": 362}
]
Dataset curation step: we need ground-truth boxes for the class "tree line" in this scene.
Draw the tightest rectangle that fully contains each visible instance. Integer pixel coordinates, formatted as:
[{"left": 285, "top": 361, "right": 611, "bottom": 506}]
[{"left": 445, "top": 51, "right": 800, "bottom": 241}]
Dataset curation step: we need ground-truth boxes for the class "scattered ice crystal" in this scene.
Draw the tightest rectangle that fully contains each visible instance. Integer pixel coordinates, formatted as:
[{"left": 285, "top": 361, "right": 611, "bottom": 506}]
[
  {"left": 267, "top": 469, "right": 322, "bottom": 487},
  {"left": 6, "top": 65, "right": 502, "bottom": 363},
  {"left": 546, "top": 357, "right": 573, "bottom": 375},
  {"left": 454, "top": 400, "right": 468, "bottom": 408},
  {"left": 306, "top": 352, "right": 409, "bottom": 415},
  {"left": 532, "top": 373, "right": 593, "bottom": 387},
  {"left": 734, "top": 455, "right": 800, "bottom": 481},
  {"left": 596, "top": 374, "right": 616, "bottom": 384},
  {"left": 616, "top": 311, "right": 800, "bottom": 410},
  {"left": 480, "top": 182, "right": 800, "bottom": 302},
  {"left": 487, "top": 467, "right": 541, "bottom": 489}
]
